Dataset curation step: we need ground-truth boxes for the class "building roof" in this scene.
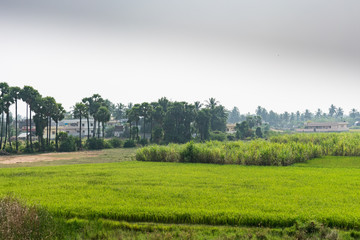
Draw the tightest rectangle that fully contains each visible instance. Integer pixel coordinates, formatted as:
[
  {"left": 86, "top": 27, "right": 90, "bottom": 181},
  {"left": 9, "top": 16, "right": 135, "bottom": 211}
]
[{"left": 305, "top": 122, "right": 348, "bottom": 127}]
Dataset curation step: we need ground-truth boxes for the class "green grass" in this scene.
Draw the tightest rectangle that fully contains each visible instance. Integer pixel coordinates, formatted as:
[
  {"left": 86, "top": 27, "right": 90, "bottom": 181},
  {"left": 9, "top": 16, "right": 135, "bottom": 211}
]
[
  {"left": 294, "top": 156, "right": 360, "bottom": 168},
  {"left": 1, "top": 155, "right": 360, "bottom": 230}
]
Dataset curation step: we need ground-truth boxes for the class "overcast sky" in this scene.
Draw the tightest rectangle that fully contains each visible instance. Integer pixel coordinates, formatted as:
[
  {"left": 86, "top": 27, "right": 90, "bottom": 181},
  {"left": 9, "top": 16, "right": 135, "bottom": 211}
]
[{"left": 1, "top": 0, "right": 359, "bottom": 116}]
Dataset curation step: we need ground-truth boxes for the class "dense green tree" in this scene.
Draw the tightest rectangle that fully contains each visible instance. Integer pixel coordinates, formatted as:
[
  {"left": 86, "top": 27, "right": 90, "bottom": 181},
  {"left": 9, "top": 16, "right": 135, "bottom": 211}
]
[
  {"left": 195, "top": 108, "right": 211, "bottom": 141},
  {"left": 315, "top": 109, "right": 322, "bottom": 119},
  {"left": 113, "top": 103, "right": 126, "bottom": 120},
  {"left": 329, "top": 104, "right": 336, "bottom": 118},
  {"left": 228, "top": 107, "right": 241, "bottom": 124},
  {"left": 235, "top": 121, "right": 251, "bottom": 139},
  {"left": 336, "top": 107, "right": 344, "bottom": 119},
  {"left": 350, "top": 108, "right": 358, "bottom": 119},
  {"left": 163, "top": 102, "right": 195, "bottom": 143},
  {"left": 140, "top": 102, "right": 153, "bottom": 140}
]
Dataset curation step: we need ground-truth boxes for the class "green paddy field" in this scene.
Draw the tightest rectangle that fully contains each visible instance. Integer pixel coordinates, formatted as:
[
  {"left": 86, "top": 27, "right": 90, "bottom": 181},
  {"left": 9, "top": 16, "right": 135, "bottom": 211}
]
[{"left": 1, "top": 148, "right": 360, "bottom": 239}]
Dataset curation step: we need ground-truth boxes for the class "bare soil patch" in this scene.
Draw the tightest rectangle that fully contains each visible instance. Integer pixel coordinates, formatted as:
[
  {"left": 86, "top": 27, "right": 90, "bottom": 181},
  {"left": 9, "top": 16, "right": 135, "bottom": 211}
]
[{"left": 0, "top": 151, "right": 102, "bottom": 165}]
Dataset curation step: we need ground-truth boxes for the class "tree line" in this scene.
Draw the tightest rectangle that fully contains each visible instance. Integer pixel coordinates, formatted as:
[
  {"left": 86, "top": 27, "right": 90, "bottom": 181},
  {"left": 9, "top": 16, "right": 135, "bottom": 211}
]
[
  {"left": 228, "top": 105, "right": 360, "bottom": 130},
  {"left": 0, "top": 83, "right": 66, "bottom": 152}
]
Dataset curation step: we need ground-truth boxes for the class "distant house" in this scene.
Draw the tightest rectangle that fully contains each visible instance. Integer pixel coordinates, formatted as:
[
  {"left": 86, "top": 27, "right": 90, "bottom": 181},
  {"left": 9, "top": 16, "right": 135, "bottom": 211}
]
[
  {"left": 296, "top": 122, "right": 349, "bottom": 133},
  {"left": 114, "top": 125, "right": 125, "bottom": 137},
  {"left": 226, "top": 124, "right": 237, "bottom": 134}
]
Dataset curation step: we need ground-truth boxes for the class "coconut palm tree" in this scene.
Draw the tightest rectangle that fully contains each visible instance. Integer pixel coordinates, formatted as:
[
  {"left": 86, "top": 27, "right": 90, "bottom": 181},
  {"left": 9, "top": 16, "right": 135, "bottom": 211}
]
[
  {"left": 53, "top": 103, "right": 66, "bottom": 151},
  {"left": 96, "top": 106, "right": 111, "bottom": 138},
  {"left": 0, "top": 82, "right": 9, "bottom": 149},
  {"left": 10, "top": 87, "right": 21, "bottom": 151},
  {"left": 21, "top": 86, "right": 41, "bottom": 151},
  {"left": 73, "top": 102, "right": 87, "bottom": 147},
  {"left": 2, "top": 92, "right": 14, "bottom": 150},
  {"left": 42, "top": 96, "right": 58, "bottom": 146}
]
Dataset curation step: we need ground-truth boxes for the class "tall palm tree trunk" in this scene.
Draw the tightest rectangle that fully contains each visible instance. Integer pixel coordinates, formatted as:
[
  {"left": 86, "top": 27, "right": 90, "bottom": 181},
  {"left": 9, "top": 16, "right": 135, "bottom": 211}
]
[
  {"left": 97, "top": 121, "right": 100, "bottom": 138},
  {"left": 143, "top": 118, "right": 146, "bottom": 140},
  {"left": 93, "top": 119, "right": 97, "bottom": 138},
  {"left": 7, "top": 112, "right": 11, "bottom": 148},
  {"left": 0, "top": 113, "right": 3, "bottom": 149},
  {"left": 2, "top": 113, "right": 8, "bottom": 150},
  {"left": 150, "top": 119, "right": 153, "bottom": 142},
  {"left": 46, "top": 116, "right": 49, "bottom": 146},
  {"left": 15, "top": 99, "right": 18, "bottom": 151},
  {"left": 102, "top": 122, "right": 105, "bottom": 139},
  {"left": 79, "top": 116, "right": 82, "bottom": 149},
  {"left": 56, "top": 121, "right": 59, "bottom": 151},
  {"left": 129, "top": 122, "right": 132, "bottom": 140},
  {"left": 49, "top": 117, "right": 52, "bottom": 145},
  {"left": 86, "top": 117, "right": 89, "bottom": 140},
  {"left": 26, "top": 104, "right": 29, "bottom": 148},
  {"left": 29, "top": 106, "right": 33, "bottom": 151}
]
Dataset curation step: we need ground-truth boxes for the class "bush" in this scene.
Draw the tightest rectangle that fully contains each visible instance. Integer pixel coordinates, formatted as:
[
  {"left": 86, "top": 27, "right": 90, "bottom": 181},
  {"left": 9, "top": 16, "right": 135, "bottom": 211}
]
[
  {"left": 123, "top": 139, "right": 136, "bottom": 148},
  {"left": 109, "top": 138, "right": 123, "bottom": 148},
  {"left": 86, "top": 138, "right": 105, "bottom": 150},
  {"left": 0, "top": 196, "right": 55, "bottom": 240},
  {"left": 139, "top": 138, "right": 148, "bottom": 146},
  {"left": 59, "top": 135, "right": 77, "bottom": 152},
  {"left": 210, "top": 131, "right": 227, "bottom": 141}
]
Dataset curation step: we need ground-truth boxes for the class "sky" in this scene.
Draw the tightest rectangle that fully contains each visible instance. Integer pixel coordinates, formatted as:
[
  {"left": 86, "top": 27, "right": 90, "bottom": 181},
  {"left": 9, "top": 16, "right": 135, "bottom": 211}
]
[{"left": 1, "top": 0, "right": 359, "bottom": 116}]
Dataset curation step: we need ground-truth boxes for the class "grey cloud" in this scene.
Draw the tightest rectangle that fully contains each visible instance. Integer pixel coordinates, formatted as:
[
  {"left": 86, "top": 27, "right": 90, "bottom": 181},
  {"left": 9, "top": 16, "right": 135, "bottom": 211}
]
[{"left": 1, "top": 0, "right": 359, "bottom": 60}]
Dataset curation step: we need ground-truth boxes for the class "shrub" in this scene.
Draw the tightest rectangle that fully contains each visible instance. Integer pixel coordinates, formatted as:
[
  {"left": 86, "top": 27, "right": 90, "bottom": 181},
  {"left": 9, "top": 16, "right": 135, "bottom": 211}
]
[
  {"left": 123, "top": 140, "right": 136, "bottom": 148},
  {"left": 86, "top": 138, "right": 105, "bottom": 150},
  {"left": 0, "top": 196, "right": 55, "bottom": 240},
  {"left": 109, "top": 138, "right": 123, "bottom": 148},
  {"left": 139, "top": 138, "right": 148, "bottom": 146},
  {"left": 59, "top": 135, "right": 77, "bottom": 152}
]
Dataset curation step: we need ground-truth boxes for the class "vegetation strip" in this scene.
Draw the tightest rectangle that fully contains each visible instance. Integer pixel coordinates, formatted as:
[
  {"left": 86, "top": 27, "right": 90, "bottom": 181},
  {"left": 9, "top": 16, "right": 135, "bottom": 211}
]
[{"left": 136, "top": 133, "right": 360, "bottom": 165}]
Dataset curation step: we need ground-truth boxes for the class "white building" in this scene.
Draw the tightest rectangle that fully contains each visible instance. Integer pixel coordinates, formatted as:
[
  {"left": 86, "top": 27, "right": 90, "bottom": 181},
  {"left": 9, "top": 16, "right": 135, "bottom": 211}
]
[{"left": 296, "top": 122, "right": 349, "bottom": 133}]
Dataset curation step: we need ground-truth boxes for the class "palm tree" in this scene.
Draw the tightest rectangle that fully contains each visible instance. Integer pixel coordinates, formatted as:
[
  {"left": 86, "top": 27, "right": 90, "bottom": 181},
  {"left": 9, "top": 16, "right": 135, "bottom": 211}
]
[
  {"left": 10, "top": 87, "right": 21, "bottom": 151},
  {"left": 82, "top": 97, "right": 91, "bottom": 140},
  {"left": 206, "top": 97, "right": 218, "bottom": 110},
  {"left": 0, "top": 82, "right": 9, "bottom": 149},
  {"left": 53, "top": 103, "right": 65, "bottom": 151},
  {"left": 21, "top": 86, "right": 41, "bottom": 151},
  {"left": 336, "top": 107, "right": 344, "bottom": 119},
  {"left": 329, "top": 104, "right": 336, "bottom": 118},
  {"left": 2, "top": 92, "right": 14, "bottom": 150},
  {"left": 194, "top": 101, "right": 203, "bottom": 112},
  {"left": 96, "top": 106, "right": 111, "bottom": 138},
  {"left": 315, "top": 109, "right": 322, "bottom": 119},
  {"left": 350, "top": 108, "right": 358, "bottom": 119},
  {"left": 73, "top": 102, "right": 87, "bottom": 147},
  {"left": 42, "top": 96, "right": 57, "bottom": 146},
  {"left": 140, "top": 102, "right": 153, "bottom": 140}
]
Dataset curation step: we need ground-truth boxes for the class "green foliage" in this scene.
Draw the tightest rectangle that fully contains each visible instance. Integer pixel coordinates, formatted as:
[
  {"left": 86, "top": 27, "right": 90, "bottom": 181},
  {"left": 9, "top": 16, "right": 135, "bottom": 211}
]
[
  {"left": 139, "top": 138, "right": 148, "bottom": 146},
  {"left": 123, "top": 139, "right": 136, "bottom": 148},
  {"left": 86, "top": 138, "right": 105, "bottom": 150},
  {"left": 209, "top": 131, "right": 227, "bottom": 141},
  {"left": 59, "top": 135, "right": 77, "bottom": 152},
  {"left": 108, "top": 138, "right": 123, "bottom": 148},
  {"left": 137, "top": 133, "right": 360, "bottom": 166}
]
